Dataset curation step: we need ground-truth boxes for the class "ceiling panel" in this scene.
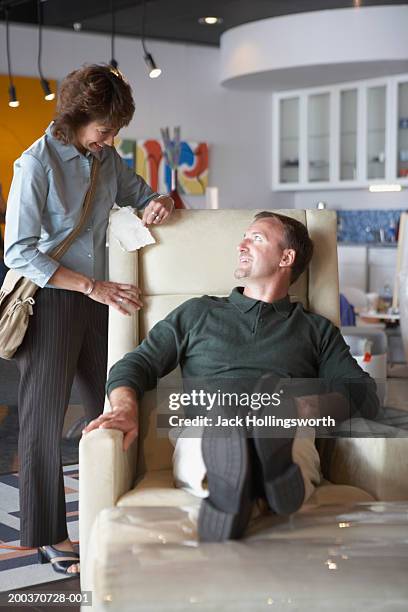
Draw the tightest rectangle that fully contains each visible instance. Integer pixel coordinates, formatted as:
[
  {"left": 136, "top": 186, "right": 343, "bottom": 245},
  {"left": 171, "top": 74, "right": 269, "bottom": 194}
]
[{"left": 1, "top": 0, "right": 407, "bottom": 46}]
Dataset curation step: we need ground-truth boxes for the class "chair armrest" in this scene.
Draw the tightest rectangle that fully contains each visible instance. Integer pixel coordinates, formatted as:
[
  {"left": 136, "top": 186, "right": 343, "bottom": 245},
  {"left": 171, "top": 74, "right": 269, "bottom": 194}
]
[
  {"left": 79, "top": 428, "right": 137, "bottom": 573},
  {"left": 328, "top": 418, "right": 408, "bottom": 501}
]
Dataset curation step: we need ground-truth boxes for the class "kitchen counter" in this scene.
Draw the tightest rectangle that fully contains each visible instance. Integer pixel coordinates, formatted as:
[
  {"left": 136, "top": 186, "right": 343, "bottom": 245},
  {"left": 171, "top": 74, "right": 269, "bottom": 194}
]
[{"left": 338, "top": 242, "right": 397, "bottom": 248}]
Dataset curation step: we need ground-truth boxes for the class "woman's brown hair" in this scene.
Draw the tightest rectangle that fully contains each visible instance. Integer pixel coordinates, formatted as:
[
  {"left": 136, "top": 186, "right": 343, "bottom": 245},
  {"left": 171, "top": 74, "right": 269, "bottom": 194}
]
[{"left": 52, "top": 64, "right": 135, "bottom": 144}]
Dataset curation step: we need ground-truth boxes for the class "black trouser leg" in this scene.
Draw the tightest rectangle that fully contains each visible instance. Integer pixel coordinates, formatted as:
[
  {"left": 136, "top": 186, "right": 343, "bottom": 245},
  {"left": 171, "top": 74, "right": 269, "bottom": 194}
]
[
  {"left": 15, "top": 289, "right": 107, "bottom": 547},
  {"left": 75, "top": 298, "right": 108, "bottom": 422}
]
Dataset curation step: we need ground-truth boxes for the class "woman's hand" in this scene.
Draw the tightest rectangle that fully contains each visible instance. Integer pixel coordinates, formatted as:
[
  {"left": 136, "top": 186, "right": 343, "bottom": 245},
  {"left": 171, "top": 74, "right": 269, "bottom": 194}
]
[
  {"left": 142, "top": 195, "right": 174, "bottom": 226},
  {"left": 89, "top": 281, "right": 143, "bottom": 315}
]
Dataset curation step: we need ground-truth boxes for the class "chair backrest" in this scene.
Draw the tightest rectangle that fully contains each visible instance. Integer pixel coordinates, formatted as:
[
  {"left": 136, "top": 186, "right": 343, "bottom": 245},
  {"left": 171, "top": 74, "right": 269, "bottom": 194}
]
[{"left": 107, "top": 209, "right": 340, "bottom": 474}]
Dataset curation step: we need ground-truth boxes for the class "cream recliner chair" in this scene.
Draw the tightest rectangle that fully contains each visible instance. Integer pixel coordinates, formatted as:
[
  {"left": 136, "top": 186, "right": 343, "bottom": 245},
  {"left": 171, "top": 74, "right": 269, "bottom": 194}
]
[{"left": 79, "top": 210, "right": 408, "bottom": 611}]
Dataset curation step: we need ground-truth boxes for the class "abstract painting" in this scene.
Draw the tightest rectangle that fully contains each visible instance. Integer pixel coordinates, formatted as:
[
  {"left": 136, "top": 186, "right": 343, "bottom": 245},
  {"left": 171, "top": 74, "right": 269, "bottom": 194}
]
[{"left": 115, "top": 138, "right": 209, "bottom": 196}]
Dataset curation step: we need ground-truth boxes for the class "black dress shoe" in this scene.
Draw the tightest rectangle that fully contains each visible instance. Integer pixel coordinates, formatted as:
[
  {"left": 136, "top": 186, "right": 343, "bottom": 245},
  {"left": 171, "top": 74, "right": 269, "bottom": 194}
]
[
  {"left": 252, "top": 376, "right": 305, "bottom": 515},
  {"left": 38, "top": 545, "right": 80, "bottom": 576},
  {"left": 253, "top": 435, "right": 305, "bottom": 515},
  {"left": 198, "top": 424, "right": 253, "bottom": 542}
]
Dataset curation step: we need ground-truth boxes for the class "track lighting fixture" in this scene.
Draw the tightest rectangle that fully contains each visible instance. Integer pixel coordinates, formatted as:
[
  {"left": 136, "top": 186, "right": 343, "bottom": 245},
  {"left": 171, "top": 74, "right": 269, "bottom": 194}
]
[
  {"left": 8, "top": 84, "right": 19, "bottom": 108},
  {"left": 5, "top": 7, "right": 19, "bottom": 108},
  {"left": 142, "top": 0, "right": 161, "bottom": 79},
  {"left": 109, "top": 0, "right": 118, "bottom": 68},
  {"left": 37, "top": 0, "right": 55, "bottom": 101},
  {"left": 143, "top": 52, "right": 161, "bottom": 79}
]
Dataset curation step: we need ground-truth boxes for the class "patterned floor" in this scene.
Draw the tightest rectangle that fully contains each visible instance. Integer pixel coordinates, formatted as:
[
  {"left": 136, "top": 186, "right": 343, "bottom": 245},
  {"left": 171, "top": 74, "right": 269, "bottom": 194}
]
[{"left": 0, "top": 465, "right": 79, "bottom": 592}]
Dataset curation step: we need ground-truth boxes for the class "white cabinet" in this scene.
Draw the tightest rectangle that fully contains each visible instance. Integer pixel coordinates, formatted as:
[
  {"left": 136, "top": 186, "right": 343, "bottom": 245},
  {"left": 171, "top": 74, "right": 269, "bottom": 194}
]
[
  {"left": 339, "top": 88, "right": 358, "bottom": 182},
  {"left": 273, "top": 73, "right": 408, "bottom": 191},
  {"left": 366, "top": 85, "right": 387, "bottom": 181},
  {"left": 279, "top": 97, "right": 300, "bottom": 184},
  {"left": 397, "top": 79, "right": 408, "bottom": 180}
]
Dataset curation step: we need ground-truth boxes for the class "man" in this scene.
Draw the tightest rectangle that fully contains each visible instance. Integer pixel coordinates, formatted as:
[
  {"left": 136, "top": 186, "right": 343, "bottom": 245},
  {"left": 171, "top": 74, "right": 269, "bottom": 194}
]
[{"left": 84, "top": 212, "right": 379, "bottom": 542}]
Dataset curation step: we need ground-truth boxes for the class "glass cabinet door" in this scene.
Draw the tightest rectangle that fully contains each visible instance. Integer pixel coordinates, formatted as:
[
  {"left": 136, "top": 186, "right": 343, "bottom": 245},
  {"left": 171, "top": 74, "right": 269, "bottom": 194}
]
[
  {"left": 279, "top": 97, "right": 299, "bottom": 183},
  {"left": 367, "top": 85, "right": 386, "bottom": 180},
  {"left": 308, "top": 93, "right": 330, "bottom": 182},
  {"left": 397, "top": 82, "right": 408, "bottom": 179},
  {"left": 339, "top": 89, "right": 357, "bottom": 181}
]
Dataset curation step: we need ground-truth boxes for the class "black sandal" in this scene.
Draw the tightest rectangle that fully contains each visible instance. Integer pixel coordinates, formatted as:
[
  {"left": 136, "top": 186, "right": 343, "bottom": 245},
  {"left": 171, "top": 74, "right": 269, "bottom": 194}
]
[{"left": 38, "top": 545, "right": 80, "bottom": 576}]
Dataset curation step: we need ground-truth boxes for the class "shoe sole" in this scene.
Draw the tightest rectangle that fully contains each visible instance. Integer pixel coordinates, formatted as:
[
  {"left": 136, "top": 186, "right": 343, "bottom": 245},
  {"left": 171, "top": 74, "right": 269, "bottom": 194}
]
[
  {"left": 254, "top": 437, "right": 305, "bottom": 515},
  {"left": 198, "top": 427, "right": 252, "bottom": 542}
]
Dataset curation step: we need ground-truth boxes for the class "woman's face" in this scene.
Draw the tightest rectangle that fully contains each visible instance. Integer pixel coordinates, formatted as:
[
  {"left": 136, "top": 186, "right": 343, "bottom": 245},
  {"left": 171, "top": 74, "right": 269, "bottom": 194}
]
[{"left": 76, "top": 121, "right": 119, "bottom": 155}]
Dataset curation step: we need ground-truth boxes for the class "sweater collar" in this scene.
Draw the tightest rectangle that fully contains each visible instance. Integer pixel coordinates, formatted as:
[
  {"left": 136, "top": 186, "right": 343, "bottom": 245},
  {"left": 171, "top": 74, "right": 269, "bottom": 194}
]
[{"left": 229, "top": 287, "right": 292, "bottom": 318}]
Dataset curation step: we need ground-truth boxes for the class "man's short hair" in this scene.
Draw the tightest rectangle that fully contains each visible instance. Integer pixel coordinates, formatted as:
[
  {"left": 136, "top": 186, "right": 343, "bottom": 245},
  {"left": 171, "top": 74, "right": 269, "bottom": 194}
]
[
  {"left": 254, "top": 211, "right": 314, "bottom": 284},
  {"left": 52, "top": 64, "right": 135, "bottom": 144}
]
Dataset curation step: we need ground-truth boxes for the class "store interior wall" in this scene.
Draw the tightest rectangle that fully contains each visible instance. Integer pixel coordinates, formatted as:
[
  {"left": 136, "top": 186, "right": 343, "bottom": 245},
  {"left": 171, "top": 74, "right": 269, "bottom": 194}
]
[{"left": 1, "top": 23, "right": 406, "bottom": 211}]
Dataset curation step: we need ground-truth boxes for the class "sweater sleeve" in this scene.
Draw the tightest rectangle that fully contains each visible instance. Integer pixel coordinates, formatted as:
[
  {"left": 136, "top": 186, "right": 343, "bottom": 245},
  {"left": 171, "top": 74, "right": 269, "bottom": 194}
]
[
  {"left": 106, "top": 298, "right": 204, "bottom": 399},
  {"left": 317, "top": 320, "right": 380, "bottom": 421}
]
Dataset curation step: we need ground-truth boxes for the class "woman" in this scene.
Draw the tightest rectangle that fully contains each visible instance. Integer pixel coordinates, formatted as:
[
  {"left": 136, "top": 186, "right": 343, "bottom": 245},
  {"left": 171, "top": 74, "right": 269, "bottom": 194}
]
[{"left": 4, "top": 64, "right": 173, "bottom": 576}]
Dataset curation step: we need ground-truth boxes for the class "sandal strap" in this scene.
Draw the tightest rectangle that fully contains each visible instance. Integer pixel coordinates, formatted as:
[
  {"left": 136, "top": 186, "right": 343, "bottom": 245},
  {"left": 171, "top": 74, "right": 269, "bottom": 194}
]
[
  {"left": 49, "top": 556, "right": 80, "bottom": 564},
  {"left": 40, "top": 546, "right": 80, "bottom": 562}
]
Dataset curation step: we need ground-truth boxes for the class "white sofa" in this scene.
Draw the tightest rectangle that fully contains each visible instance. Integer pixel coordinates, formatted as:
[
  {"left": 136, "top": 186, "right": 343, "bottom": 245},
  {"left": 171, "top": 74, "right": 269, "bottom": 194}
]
[{"left": 79, "top": 210, "right": 408, "bottom": 611}]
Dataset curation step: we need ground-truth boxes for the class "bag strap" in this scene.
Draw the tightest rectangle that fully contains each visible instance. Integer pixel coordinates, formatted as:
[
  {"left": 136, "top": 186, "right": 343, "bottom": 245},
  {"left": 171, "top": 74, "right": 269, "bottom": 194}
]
[{"left": 50, "top": 157, "right": 100, "bottom": 261}]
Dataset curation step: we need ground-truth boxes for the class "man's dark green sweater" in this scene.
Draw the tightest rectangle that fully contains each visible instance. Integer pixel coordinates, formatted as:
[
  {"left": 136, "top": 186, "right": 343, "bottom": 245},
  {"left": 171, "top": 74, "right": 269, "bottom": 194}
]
[{"left": 106, "top": 288, "right": 379, "bottom": 421}]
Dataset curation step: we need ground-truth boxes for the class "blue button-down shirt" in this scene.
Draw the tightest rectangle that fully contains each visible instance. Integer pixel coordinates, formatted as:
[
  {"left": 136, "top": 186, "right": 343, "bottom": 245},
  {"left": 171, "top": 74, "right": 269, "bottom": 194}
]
[{"left": 5, "top": 123, "right": 158, "bottom": 287}]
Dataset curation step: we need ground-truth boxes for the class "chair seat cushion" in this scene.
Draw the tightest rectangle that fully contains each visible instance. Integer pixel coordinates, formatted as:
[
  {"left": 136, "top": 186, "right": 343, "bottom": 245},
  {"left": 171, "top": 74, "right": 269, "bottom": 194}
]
[
  {"left": 117, "top": 469, "right": 201, "bottom": 509},
  {"left": 117, "top": 469, "right": 375, "bottom": 511}
]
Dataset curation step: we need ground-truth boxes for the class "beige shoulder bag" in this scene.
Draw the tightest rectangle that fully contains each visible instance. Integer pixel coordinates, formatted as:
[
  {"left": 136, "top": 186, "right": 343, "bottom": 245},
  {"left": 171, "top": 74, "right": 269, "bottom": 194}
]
[{"left": 0, "top": 157, "right": 100, "bottom": 360}]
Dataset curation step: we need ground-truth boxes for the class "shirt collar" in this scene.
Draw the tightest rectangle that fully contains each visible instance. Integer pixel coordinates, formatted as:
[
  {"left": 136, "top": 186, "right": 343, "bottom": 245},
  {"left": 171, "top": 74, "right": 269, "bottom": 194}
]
[
  {"left": 45, "top": 122, "right": 95, "bottom": 162},
  {"left": 229, "top": 287, "right": 292, "bottom": 318}
]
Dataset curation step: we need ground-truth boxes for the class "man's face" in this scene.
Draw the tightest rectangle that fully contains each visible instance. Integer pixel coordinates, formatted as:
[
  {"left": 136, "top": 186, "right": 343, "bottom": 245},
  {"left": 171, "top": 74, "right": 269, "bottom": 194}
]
[
  {"left": 76, "top": 121, "right": 119, "bottom": 155},
  {"left": 234, "top": 217, "right": 289, "bottom": 281}
]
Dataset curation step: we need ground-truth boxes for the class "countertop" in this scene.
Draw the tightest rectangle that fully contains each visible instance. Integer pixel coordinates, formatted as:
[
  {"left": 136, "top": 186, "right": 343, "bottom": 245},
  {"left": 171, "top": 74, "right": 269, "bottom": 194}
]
[{"left": 338, "top": 242, "right": 398, "bottom": 248}]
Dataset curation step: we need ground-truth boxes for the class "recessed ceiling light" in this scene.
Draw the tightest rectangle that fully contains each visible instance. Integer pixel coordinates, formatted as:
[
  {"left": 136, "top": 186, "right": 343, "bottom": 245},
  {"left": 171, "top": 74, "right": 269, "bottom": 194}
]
[{"left": 198, "top": 16, "right": 223, "bottom": 26}]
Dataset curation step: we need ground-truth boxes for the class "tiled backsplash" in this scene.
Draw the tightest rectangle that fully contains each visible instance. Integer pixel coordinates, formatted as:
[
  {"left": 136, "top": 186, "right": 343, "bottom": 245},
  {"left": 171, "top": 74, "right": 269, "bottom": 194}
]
[{"left": 337, "top": 209, "right": 404, "bottom": 243}]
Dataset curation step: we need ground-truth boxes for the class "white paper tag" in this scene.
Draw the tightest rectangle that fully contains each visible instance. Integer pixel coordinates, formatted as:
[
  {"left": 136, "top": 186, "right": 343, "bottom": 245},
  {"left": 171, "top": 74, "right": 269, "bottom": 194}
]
[{"left": 109, "top": 207, "right": 156, "bottom": 251}]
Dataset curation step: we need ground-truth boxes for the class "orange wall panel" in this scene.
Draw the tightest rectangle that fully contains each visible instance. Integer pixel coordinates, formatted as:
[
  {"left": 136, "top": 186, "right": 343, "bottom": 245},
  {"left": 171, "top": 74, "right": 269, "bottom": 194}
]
[{"left": 0, "top": 75, "right": 57, "bottom": 202}]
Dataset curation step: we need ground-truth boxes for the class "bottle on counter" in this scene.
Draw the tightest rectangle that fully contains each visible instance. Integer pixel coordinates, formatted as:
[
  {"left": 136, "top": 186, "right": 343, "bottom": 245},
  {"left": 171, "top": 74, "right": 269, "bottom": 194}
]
[
  {"left": 388, "top": 221, "right": 397, "bottom": 243},
  {"left": 378, "top": 283, "right": 393, "bottom": 313}
]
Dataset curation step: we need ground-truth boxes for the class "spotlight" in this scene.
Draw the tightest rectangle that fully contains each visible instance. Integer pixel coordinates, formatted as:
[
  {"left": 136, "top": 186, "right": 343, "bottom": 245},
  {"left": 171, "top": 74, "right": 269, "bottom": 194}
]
[
  {"left": 141, "top": 0, "right": 162, "bottom": 79},
  {"left": 8, "top": 84, "right": 19, "bottom": 108},
  {"left": 109, "top": 0, "right": 119, "bottom": 68},
  {"left": 37, "top": 0, "right": 55, "bottom": 101},
  {"left": 5, "top": 8, "right": 19, "bottom": 108},
  {"left": 40, "top": 78, "right": 55, "bottom": 101},
  {"left": 144, "top": 53, "right": 162, "bottom": 79}
]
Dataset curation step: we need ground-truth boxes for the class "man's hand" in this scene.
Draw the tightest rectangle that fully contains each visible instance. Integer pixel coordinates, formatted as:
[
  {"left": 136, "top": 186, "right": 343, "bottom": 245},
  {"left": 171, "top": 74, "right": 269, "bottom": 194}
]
[
  {"left": 82, "top": 387, "right": 139, "bottom": 451},
  {"left": 142, "top": 195, "right": 174, "bottom": 226},
  {"left": 294, "top": 395, "right": 320, "bottom": 419},
  {"left": 295, "top": 392, "right": 351, "bottom": 423}
]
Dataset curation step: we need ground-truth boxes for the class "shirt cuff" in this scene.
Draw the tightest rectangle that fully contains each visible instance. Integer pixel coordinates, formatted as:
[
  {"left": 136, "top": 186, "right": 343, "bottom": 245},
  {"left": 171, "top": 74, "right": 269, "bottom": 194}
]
[
  {"left": 5, "top": 249, "right": 60, "bottom": 288},
  {"left": 106, "top": 378, "right": 144, "bottom": 400}
]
